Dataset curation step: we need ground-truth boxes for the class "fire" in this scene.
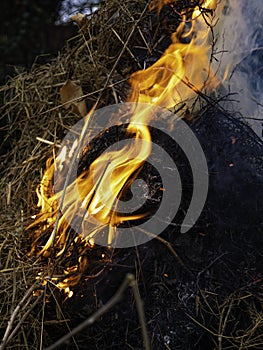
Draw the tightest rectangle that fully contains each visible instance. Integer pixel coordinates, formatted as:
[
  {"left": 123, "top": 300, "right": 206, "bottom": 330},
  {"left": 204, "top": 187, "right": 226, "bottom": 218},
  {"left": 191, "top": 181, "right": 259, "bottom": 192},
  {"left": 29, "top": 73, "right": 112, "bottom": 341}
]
[
  {"left": 29, "top": 0, "right": 223, "bottom": 292},
  {"left": 130, "top": 0, "right": 219, "bottom": 107},
  {"left": 30, "top": 107, "right": 152, "bottom": 254}
]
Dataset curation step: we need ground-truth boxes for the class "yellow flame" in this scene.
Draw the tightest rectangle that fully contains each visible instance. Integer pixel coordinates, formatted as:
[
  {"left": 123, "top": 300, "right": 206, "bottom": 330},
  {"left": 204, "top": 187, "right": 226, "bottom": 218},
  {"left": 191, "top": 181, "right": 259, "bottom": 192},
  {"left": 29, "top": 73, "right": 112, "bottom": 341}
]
[
  {"left": 130, "top": 0, "right": 219, "bottom": 107},
  {"left": 30, "top": 0, "right": 223, "bottom": 290}
]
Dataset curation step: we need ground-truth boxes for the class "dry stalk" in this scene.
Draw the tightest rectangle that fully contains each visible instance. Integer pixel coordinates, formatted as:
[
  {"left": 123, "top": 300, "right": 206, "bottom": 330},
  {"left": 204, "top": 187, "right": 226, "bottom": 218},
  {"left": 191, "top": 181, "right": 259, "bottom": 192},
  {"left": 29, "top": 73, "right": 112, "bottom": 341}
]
[
  {"left": 0, "top": 283, "right": 42, "bottom": 350},
  {"left": 44, "top": 274, "right": 150, "bottom": 350}
]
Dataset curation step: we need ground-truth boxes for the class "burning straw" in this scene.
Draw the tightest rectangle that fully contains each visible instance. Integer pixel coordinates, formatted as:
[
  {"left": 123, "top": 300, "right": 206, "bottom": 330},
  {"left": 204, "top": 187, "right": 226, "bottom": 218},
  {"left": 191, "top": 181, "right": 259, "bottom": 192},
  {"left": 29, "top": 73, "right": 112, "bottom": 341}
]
[
  {"left": 0, "top": 0, "right": 262, "bottom": 349},
  {"left": 27, "top": 0, "right": 220, "bottom": 294}
]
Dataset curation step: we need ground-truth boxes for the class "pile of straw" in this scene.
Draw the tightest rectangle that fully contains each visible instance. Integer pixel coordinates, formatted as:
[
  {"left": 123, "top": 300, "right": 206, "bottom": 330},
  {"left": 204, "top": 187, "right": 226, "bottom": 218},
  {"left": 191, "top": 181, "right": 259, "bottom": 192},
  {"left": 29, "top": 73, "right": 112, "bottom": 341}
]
[{"left": 0, "top": 1, "right": 262, "bottom": 349}]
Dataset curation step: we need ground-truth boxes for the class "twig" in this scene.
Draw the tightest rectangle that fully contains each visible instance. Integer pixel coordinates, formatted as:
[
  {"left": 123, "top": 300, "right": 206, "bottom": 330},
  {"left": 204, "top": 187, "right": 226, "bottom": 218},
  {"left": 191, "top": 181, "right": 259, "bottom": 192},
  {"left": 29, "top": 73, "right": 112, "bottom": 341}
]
[
  {"left": 44, "top": 274, "right": 150, "bottom": 350},
  {"left": 3, "top": 294, "right": 43, "bottom": 349},
  {"left": 218, "top": 298, "right": 234, "bottom": 350},
  {"left": 39, "top": 78, "right": 128, "bottom": 116},
  {"left": 129, "top": 275, "right": 151, "bottom": 350},
  {"left": 0, "top": 283, "right": 40, "bottom": 350},
  {"left": 36, "top": 137, "right": 61, "bottom": 148},
  {"left": 111, "top": 28, "right": 142, "bottom": 69},
  {"left": 6, "top": 182, "right": 11, "bottom": 206},
  {"left": 40, "top": 285, "right": 47, "bottom": 350}
]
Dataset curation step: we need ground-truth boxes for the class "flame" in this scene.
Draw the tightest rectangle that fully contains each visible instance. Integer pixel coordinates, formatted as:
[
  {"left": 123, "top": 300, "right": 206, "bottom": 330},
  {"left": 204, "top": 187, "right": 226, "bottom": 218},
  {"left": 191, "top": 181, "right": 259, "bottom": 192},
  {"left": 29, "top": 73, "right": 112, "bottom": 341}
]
[
  {"left": 30, "top": 107, "right": 152, "bottom": 253},
  {"left": 130, "top": 0, "right": 219, "bottom": 107},
  {"left": 29, "top": 0, "right": 223, "bottom": 291}
]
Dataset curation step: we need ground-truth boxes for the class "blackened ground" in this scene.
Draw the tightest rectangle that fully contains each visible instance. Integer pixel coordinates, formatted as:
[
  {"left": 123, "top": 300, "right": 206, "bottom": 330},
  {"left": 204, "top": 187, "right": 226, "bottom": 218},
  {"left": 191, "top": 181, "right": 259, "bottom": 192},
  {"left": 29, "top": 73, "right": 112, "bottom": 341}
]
[{"left": 44, "top": 107, "right": 263, "bottom": 350}]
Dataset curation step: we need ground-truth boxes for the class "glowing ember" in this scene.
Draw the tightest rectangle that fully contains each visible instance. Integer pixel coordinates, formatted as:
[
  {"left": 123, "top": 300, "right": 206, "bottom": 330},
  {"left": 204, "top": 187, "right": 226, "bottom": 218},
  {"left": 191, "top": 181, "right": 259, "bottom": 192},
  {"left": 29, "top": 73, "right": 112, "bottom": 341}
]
[{"left": 29, "top": 0, "right": 224, "bottom": 292}]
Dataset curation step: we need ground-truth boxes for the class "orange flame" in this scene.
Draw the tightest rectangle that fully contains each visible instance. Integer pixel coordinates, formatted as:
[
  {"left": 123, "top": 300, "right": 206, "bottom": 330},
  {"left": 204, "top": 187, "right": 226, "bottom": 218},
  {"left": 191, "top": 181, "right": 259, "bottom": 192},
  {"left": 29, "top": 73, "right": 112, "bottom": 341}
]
[
  {"left": 29, "top": 0, "right": 223, "bottom": 292},
  {"left": 131, "top": 0, "right": 219, "bottom": 107}
]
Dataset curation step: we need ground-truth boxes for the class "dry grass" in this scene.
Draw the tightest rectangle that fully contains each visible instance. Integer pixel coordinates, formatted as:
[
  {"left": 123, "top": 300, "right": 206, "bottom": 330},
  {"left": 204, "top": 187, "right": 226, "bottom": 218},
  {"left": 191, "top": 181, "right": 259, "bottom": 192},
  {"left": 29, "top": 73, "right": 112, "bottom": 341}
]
[{"left": 0, "top": 1, "right": 168, "bottom": 347}]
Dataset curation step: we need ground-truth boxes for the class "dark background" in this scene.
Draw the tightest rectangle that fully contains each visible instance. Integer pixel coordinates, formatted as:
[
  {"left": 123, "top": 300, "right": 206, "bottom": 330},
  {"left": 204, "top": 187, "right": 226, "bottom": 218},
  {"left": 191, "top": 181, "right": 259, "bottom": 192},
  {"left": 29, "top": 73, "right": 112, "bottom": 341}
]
[{"left": 0, "top": 0, "right": 100, "bottom": 84}]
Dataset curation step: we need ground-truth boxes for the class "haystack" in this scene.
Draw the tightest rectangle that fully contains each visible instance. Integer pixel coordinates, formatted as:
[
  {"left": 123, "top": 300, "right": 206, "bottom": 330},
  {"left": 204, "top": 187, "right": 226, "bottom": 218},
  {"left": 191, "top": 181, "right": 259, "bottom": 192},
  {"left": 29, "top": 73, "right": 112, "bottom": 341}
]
[{"left": 0, "top": 1, "right": 262, "bottom": 349}]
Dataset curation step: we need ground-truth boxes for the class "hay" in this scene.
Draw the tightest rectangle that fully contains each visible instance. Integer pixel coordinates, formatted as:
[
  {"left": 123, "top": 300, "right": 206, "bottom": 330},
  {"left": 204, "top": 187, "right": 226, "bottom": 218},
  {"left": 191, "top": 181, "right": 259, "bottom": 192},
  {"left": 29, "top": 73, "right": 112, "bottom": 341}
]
[
  {"left": 0, "top": 0, "right": 262, "bottom": 349},
  {"left": 0, "top": 1, "right": 181, "bottom": 347}
]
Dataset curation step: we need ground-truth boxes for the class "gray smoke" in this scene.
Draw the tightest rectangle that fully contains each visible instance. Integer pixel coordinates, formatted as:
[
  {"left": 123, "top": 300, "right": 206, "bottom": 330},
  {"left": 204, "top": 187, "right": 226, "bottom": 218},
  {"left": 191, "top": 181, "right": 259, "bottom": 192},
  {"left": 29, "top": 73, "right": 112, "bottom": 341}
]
[{"left": 213, "top": 0, "right": 263, "bottom": 138}]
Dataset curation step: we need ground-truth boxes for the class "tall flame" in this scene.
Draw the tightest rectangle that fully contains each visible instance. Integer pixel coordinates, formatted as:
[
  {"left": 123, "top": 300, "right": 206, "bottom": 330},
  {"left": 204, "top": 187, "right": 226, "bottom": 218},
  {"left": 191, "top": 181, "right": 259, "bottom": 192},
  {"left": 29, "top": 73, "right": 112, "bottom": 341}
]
[{"left": 30, "top": 0, "right": 223, "bottom": 292}]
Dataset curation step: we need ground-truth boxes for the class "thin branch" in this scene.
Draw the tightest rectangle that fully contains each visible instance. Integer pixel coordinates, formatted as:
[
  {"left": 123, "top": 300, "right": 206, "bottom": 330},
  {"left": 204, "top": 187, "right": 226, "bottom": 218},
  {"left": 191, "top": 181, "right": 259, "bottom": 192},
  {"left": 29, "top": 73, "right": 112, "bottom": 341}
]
[
  {"left": 0, "top": 283, "right": 41, "bottom": 350},
  {"left": 44, "top": 274, "right": 150, "bottom": 350},
  {"left": 3, "top": 294, "right": 43, "bottom": 349}
]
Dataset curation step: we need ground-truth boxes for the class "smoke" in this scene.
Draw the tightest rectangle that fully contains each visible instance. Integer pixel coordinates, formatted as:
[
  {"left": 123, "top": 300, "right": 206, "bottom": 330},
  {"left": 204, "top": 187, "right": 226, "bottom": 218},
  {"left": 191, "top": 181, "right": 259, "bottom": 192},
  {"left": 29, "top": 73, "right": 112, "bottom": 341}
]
[{"left": 213, "top": 0, "right": 263, "bottom": 138}]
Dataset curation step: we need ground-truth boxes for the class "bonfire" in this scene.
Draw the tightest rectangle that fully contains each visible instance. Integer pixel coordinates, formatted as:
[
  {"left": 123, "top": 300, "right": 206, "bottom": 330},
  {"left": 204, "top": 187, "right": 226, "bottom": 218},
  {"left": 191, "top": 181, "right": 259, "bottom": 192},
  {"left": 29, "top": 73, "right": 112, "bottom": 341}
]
[{"left": 0, "top": 1, "right": 262, "bottom": 349}]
